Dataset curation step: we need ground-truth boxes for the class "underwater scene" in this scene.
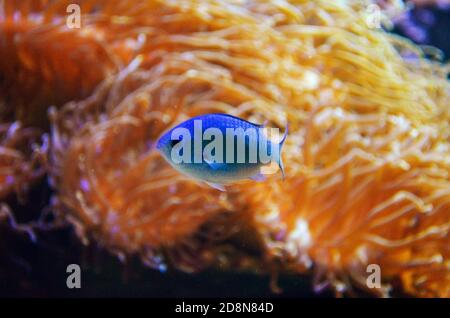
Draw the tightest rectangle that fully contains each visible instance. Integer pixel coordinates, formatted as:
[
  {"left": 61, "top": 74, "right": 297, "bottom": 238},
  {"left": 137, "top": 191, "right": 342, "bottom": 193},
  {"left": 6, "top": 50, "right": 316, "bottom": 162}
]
[{"left": 0, "top": 0, "right": 449, "bottom": 300}]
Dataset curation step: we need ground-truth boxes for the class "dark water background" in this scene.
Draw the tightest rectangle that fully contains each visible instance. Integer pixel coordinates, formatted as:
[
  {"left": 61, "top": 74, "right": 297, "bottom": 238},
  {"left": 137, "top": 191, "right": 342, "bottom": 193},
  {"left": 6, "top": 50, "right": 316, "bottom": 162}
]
[{"left": 0, "top": 6, "right": 449, "bottom": 298}]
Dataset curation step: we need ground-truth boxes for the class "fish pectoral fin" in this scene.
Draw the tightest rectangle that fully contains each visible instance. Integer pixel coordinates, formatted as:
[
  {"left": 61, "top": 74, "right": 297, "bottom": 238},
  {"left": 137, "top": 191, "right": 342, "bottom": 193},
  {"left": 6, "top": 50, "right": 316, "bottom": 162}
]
[
  {"left": 204, "top": 156, "right": 224, "bottom": 171},
  {"left": 207, "top": 161, "right": 224, "bottom": 170},
  {"left": 205, "top": 182, "right": 226, "bottom": 192},
  {"left": 250, "top": 173, "right": 266, "bottom": 182}
]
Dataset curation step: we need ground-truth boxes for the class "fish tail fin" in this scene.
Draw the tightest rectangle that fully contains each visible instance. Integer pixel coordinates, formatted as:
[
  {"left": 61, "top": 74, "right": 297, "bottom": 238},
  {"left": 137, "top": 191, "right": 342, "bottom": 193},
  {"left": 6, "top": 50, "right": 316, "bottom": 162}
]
[
  {"left": 280, "top": 122, "right": 288, "bottom": 146},
  {"left": 278, "top": 122, "right": 288, "bottom": 180},
  {"left": 278, "top": 158, "right": 285, "bottom": 181}
]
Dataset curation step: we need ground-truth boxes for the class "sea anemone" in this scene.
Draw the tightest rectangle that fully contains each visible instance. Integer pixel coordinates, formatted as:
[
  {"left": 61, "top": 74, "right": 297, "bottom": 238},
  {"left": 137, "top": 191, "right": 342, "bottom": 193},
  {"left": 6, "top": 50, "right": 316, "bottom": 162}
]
[
  {"left": 1, "top": 0, "right": 449, "bottom": 297},
  {"left": 0, "top": 121, "right": 44, "bottom": 201}
]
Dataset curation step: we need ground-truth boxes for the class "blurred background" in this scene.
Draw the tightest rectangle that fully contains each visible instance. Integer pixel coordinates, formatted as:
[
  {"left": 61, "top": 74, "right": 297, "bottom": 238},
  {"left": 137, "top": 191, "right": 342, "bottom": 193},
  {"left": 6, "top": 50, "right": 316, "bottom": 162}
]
[{"left": 0, "top": 2, "right": 449, "bottom": 298}]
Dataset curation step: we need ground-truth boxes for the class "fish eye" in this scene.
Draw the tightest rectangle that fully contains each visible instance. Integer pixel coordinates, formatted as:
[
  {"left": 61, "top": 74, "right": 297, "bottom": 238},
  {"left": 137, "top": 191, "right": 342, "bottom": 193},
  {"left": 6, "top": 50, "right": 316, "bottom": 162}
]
[{"left": 170, "top": 139, "right": 181, "bottom": 148}]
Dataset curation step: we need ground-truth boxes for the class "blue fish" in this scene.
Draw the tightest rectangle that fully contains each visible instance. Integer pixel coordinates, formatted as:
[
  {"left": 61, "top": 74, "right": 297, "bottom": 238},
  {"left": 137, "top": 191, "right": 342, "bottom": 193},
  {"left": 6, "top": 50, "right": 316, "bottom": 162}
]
[{"left": 156, "top": 113, "right": 287, "bottom": 191}]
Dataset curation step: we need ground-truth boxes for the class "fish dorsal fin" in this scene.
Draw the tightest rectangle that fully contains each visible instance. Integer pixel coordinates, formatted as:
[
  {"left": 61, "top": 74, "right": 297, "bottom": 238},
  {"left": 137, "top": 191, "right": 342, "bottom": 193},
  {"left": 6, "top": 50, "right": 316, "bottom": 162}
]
[{"left": 206, "top": 113, "right": 266, "bottom": 128}]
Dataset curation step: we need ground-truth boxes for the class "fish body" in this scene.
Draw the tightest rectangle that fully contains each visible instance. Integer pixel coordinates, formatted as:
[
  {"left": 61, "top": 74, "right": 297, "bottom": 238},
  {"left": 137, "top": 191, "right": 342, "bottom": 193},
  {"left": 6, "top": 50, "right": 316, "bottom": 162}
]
[{"left": 156, "top": 113, "right": 287, "bottom": 190}]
